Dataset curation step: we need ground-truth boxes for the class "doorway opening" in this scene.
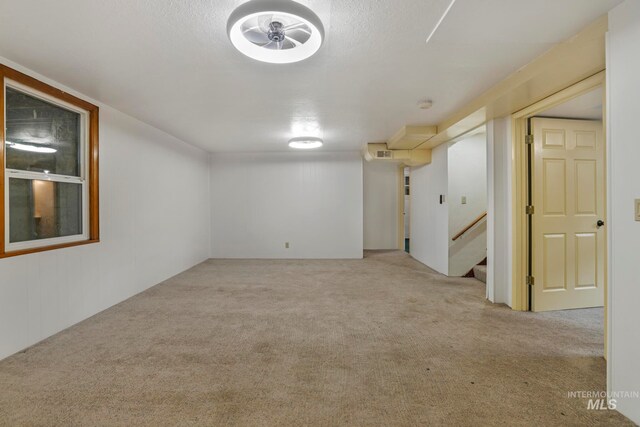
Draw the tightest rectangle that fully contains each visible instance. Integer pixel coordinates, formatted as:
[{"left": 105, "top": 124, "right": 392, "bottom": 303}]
[
  {"left": 512, "top": 72, "right": 606, "bottom": 314},
  {"left": 403, "top": 167, "right": 411, "bottom": 253},
  {"left": 511, "top": 72, "right": 608, "bottom": 361},
  {"left": 448, "top": 128, "right": 488, "bottom": 279},
  {"left": 528, "top": 87, "right": 605, "bottom": 312}
]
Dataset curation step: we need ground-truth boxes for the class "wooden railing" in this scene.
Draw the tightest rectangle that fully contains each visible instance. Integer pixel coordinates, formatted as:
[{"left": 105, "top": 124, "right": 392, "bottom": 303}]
[{"left": 452, "top": 212, "right": 487, "bottom": 241}]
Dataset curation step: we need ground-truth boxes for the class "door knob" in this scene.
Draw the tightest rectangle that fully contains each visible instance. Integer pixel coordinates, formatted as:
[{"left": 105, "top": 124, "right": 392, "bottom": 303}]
[{"left": 597, "top": 220, "right": 605, "bottom": 228}]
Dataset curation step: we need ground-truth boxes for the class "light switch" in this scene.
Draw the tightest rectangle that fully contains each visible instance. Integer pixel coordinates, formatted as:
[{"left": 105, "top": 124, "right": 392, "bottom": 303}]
[
  {"left": 462, "top": 196, "right": 467, "bottom": 205},
  {"left": 636, "top": 199, "right": 640, "bottom": 221}
]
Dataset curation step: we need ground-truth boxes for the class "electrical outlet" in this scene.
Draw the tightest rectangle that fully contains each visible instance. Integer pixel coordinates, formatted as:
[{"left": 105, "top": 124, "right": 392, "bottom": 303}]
[
  {"left": 285, "top": 242, "right": 290, "bottom": 249},
  {"left": 635, "top": 199, "right": 640, "bottom": 222},
  {"left": 462, "top": 196, "right": 467, "bottom": 205}
]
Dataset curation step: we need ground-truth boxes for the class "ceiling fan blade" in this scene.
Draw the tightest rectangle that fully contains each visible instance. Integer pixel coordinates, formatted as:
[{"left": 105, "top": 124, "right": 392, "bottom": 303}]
[
  {"left": 291, "top": 27, "right": 311, "bottom": 36},
  {"left": 242, "top": 25, "right": 261, "bottom": 34},
  {"left": 258, "top": 14, "right": 275, "bottom": 33},
  {"left": 244, "top": 28, "right": 271, "bottom": 44},
  {"left": 259, "top": 40, "right": 277, "bottom": 49},
  {"left": 283, "top": 37, "right": 299, "bottom": 48},
  {"left": 286, "top": 29, "right": 312, "bottom": 44},
  {"left": 284, "top": 21, "right": 306, "bottom": 31}
]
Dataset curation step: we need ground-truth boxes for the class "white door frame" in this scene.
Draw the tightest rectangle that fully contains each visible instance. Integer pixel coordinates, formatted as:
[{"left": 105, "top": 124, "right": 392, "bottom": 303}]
[{"left": 510, "top": 71, "right": 606, "bottom": 312}]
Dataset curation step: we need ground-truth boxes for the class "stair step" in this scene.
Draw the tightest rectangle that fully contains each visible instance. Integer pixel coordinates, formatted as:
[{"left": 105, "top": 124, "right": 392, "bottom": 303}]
[{"left": 473, "top": 265, "right": 487, "bottom": 284}]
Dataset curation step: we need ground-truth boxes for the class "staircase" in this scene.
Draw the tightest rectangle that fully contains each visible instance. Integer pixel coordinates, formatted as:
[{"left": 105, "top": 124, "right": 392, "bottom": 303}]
[
  {"left": 473, "top": 265, "right": 487, "bottom": 283},
  {"left": 449, "top": 212, "right": 488, "bottom": 277},
  {"left": 463, "top": 258, "right": 487, "bottom": 283}
]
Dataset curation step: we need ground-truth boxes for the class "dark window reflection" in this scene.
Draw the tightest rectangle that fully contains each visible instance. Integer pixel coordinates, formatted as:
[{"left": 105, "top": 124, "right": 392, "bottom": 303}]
[
  {"left": 5, "top": 87, "right": 81, "bottom": 177},
  {"left": 9, "top": 178, "right": 83, "bottom": 243}
]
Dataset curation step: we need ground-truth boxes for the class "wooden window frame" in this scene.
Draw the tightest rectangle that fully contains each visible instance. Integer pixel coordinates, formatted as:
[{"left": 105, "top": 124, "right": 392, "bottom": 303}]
[{"left": 0, "top": 64, "right": 99, "bottom": 258}]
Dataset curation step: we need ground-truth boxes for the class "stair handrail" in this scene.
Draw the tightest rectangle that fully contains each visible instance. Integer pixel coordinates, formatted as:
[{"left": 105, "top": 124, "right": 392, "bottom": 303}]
[{"left": 452, "top": 212, "right": 488, "bottom": 242}]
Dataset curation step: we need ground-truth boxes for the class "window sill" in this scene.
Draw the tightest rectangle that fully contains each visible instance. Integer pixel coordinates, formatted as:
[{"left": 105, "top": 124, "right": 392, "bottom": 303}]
[{"left": 0, "top": 239, "right": 100, "bottom": 259}]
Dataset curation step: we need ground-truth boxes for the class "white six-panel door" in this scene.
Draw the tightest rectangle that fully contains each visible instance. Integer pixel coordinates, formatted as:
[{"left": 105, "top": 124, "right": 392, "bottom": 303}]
[{"left": 531, "top": 118, "right": 605, "bottom": 312}]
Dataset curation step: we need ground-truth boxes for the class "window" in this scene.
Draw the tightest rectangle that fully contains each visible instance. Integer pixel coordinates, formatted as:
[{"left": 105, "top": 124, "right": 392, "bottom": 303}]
[{"left": 1, "top": 65, "right": 99, "bottom": 257}]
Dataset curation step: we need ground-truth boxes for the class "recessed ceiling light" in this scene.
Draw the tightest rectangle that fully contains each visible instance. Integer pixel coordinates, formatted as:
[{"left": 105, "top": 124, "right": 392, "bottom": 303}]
[
  {"left": 227, "top": 0, "right": 324, "bottom": 64},
  {"left": 288, "top": 137, "right": 323, "bottom": 150}
]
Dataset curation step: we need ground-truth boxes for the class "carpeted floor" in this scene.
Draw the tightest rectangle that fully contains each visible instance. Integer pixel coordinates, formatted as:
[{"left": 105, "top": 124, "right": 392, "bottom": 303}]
[{"left": 0, "top": 251, "right": 633, "bottom": 426}]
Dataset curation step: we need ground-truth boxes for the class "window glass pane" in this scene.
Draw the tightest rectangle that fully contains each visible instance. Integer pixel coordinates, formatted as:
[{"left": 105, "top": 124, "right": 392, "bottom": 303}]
[
  {"left": 5, "top": 87, "right": 81, "bottom": 177},
  {"left": 9, "top": 178, "right": 83, "bottom": 243}
]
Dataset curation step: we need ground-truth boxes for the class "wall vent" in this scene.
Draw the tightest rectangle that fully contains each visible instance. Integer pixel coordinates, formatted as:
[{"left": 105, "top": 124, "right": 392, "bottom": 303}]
[{"left": 363, "top": 143, "right": 431, "bottom": 166}]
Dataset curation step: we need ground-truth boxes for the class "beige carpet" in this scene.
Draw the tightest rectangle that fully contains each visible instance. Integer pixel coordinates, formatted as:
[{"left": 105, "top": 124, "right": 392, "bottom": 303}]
[{"left": 0, "top": 251, "right": 633, "bottom": 426}]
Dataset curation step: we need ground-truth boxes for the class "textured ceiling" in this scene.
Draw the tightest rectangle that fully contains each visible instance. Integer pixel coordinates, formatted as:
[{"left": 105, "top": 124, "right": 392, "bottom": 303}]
[{"left": 0, "top": 0, "right": 623, "bottom": 152}]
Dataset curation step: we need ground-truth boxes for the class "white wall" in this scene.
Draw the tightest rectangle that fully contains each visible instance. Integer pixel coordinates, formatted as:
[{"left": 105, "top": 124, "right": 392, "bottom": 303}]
[
  {"left": 448, "top": 133, "right": 487, "bottom": 238},
  {"left": 0, "top": 59, "right": 211, "bottom": 361},
  {"left": 210, "top": 152, "right": 363, "bottom": 259},
  {"left": 486, "top": 118, "right": 513, "bottom": 306},
  {"left": 363, "top": 161, "right": 398, "bottom": 250},
  {"left": 410, "top": 144, "right": 449, "bottom": 275},
  {"left": 607, "top": 3, "right": 640, "bottom": 423},
  {"left": 448, "top": 133, "right": 488, "bottom": 277}
]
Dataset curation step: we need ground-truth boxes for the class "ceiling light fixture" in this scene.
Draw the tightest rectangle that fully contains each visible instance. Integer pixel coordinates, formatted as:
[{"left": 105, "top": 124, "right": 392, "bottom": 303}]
[
  {"left": 227, "top": 0, "right": 324, "bottom": 64},
  {"left": 288, "top": 137, "right": 323, "bottom": 150},
  {"left": 418, "top": 100, "right": 433, "bottom": 110},
  {"left": 6, "top": 141, "right": 57, "bottom": 154}
]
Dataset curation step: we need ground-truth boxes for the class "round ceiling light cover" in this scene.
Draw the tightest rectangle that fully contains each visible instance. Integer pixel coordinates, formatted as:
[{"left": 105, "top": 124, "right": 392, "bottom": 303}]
[
  {"left": 289, "top": 137, "right": 323, "bottom": 149},
  {"left": 228, "top": 0, "right": 324, "bottom": 64}
]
